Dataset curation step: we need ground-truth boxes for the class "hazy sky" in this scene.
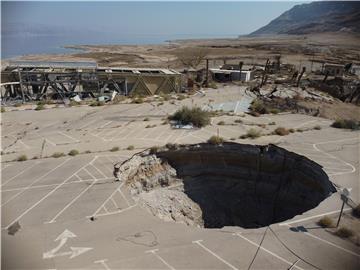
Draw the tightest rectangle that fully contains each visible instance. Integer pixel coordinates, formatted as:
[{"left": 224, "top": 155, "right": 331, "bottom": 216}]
[{"left": 2, "top": 1, "right": 306, "bottom": 37}]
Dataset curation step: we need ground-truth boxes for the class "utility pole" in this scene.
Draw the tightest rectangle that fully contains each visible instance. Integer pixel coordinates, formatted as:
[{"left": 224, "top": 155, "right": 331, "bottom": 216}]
[
  {"left": 205, "top": 59, "right": 209, "bottom": 88},
  {"left": 336, "top": 188, "right": 351, "bottom": 228}
]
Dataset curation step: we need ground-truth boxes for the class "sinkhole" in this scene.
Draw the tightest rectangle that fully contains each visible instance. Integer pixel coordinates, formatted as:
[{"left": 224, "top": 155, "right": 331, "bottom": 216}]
[{"left": 114, "top": 143, "right": 336, "bottom": 229}]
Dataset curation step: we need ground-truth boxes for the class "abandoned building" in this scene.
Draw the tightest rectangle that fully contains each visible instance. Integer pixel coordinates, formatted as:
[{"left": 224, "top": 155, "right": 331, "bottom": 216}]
[
  {"left": 323, "top": 63, "right": 344, "bottom": 77},
  {"left": 210, "top": 68, "right": 254, "bottom": 82},
  {"left": 0, "top": 60, "right": 181, "bottom": 102}
]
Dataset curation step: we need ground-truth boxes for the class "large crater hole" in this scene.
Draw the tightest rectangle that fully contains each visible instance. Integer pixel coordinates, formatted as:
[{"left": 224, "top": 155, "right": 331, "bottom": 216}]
[{"left": 115, "top": 143, "right": 336, "bottom": 229}]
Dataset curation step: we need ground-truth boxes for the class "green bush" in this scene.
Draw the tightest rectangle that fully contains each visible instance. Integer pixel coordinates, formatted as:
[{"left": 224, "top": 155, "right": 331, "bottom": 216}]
[
  {"left": 331, "top": 119, "right": 360, "bottom": 130},
  {"left": 52, "top": 152, "right": 65, "bottom": 158},
  {"left": 68, "top": 149, "right": 79, "bottom": 156},
  {"left": 274, "top": 127, "right": 290, "bottom": 136},
  {"left": 317, "top": 216, "right": 333, "bottom": 228},
  {"left": 335, "top": 227, "right": 354, "bottom": 238},
  {"left": 35, "top": 104, "right": 45, "bottom": 111},
  {"left": 127, "top": 145, "right": 135, "bottom": 150},
  {"left": 1, "top": 107, "right": 5, "bottom": 113},
  {"left": 110, "top": 146, "right": 119, "bottom": 152},
  {"left": 207, "top": 135, "right": 224, "bottom": 145},
  {"left": 17, "top": 154, "right": 27, "bottom": 162},
  {"left": 217, "top": 121, "right": 225, "bottom": 125},
  {"left": 168, "top": 106, "right": 211, "bottom": 128}
]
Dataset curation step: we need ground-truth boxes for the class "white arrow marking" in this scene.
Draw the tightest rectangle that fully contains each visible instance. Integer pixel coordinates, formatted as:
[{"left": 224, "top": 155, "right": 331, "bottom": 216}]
[
  {"left": 55, "top": 229, "right": 77, "bottom": 241},
  {"left": 94, "top": 259, "right": 111, "bottom": 270},
  {"left": 69, "top": 247, "right": 93, "bottom": 259},
  {"left": 43, "top": 229, "right": 92, "bottom": 259}
]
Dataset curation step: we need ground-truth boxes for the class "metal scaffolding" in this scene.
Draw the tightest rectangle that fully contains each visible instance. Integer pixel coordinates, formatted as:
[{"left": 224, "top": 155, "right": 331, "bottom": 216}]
[{"left": 1, "top": 61, "right": 181, "bottom": 103}]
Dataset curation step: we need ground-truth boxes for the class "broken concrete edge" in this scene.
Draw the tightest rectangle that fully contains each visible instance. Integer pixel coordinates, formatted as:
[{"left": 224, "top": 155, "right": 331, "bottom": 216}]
[
  {"left": 112, "top": 142, "right": 337, "bottom": 228},
  {"left": 114, "top": 142, "right": 332, "bottom": 180}
]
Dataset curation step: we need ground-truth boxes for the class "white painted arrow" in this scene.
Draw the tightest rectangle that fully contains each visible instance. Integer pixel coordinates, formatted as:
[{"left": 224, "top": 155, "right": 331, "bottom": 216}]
[
  {"left": 43, "top": 229, "right": 92, "bottom": 259},
  {"left": 69, "top": 247, "right": 93, "bottom": 259}
]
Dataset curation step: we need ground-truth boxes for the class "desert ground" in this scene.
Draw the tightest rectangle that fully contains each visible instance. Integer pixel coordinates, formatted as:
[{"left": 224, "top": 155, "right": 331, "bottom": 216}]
[
  {"left": 1, "top": 85, "right": 359, "bottom": 269},
  {"left": 3, "top": 33, "right": 360, "bottom": 71}
]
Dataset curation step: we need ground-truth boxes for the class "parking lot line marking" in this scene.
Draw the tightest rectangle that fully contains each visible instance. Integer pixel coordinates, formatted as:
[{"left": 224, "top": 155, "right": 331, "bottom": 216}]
[
  {"left": 100, "top": 121, "right": 112, "bottom": 129},
  {"left": 1, "top": 158, "right": 71, "bottom": 207},
  {"left": 92, "top": 184, "right": 124, "bottom": 217},
  {"left": 102, "top": 128, "right": 121, "bottom": 140},
  {"left": 313, "top": 142, "right": 356, "bottom": 176},
  {"left": 90, "top": 164, "right": 108, "bottom": 179},
  {"left": 315, "top": 137, "right": 358, "bottom": 145},
  {"left": 45, "top": 177, "right": 101, "bottom": 223},
  {"left": 1, "top": 179, "right": 109, "bottom": 192},
  {"left": 1, "top": 161, "right": 40, "bottom": 186},
  {"left": 279, "top": 208, "right": 351, "bottom": 226},
  {"left": 79, "top": 119, "right": 98, "bottom": 129},
  {"left": 0, "top": 164, "right": 13, "bottom": 171},
  {"left": 96, "top": 159, "right": 114, "bottom": 175},
  {"left": 105, "top": 156, "right": 116, "bottom": 163},
  {"left": 283, "top": 224, "right": 360, "bottom": 258},
  {"left": 110, "top": 197, "right": 119, "bottom": 209},
  {"left": 58, "top": 131, "right": 80, "bottom": 143},
  {"left": 83, "top": 167, "right": 96, "bottom": 180},
  {"left": 192, "top": 240, "right": 239, "bottom": 270},
  {"left": 74, "top": 173, "right": 82, "bottom": 181},
  {"left": 145, "top": 249, "right": 176, "bottom": 270},
  {"left": 234, "top": 101, "right": 240, "bottom": 113},
  {"left": 18, "top": 139, "right": 31, "bottom": 149},
  {"left": 119, "top": 189, "right": 131, "bottom": 207},
  {"left": 2, "top": 157, "right": 92, "bottom": 229},
  {"left": 173, "top": 130, "right": 187, "bottom": 143},
  {"left": 233, "top": 233, "right": 303, "bottom": 270},
  {"left": 94, "top": 259, "right": 111, "bottom": 270}
]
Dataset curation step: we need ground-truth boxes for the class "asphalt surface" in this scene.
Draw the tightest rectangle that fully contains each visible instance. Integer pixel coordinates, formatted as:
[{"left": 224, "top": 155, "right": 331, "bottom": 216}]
[{"left": 1, "top": 86, "right": 359, "bottom": 269}]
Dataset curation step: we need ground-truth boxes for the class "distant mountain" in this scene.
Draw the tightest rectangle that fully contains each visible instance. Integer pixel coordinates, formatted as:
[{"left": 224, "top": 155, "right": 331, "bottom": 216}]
[{"left": 250, "top": 1, "right": 360, "bottom": 36}]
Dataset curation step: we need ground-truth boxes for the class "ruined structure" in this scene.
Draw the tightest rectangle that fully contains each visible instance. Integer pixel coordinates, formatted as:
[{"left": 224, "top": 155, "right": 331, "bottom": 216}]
[
  {"left": 114, "top": 143, "right": 336, "bottom": 228},
  {"left": 0, "top": 60, "right": 181, "bottom": 103}
]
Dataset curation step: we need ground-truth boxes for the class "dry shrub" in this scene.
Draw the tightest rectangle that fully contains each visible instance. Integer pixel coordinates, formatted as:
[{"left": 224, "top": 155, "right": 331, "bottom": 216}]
[
  {"left": 274, "top": 127, "right": 290, "bottom": 136},
  {"left": 207, "top": 135, "right": 224, "bottom": 145},
  {"left": 317, "top": 216, "right": 333, "bottom": 228},
  {"left": 335, "top": 227, "right": 354, "bottom": 238}
]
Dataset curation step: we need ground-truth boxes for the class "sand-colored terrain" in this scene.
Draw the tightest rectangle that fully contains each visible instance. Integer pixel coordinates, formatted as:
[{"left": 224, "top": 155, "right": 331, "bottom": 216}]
[{"left": 6, "top": 32, "right": 360, "bottom": 70}]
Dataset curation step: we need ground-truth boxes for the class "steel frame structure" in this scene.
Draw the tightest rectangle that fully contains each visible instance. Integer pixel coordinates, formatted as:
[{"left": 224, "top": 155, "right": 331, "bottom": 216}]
[{"left": 1, "top": 61, "right": 181, "bottom": 103}]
